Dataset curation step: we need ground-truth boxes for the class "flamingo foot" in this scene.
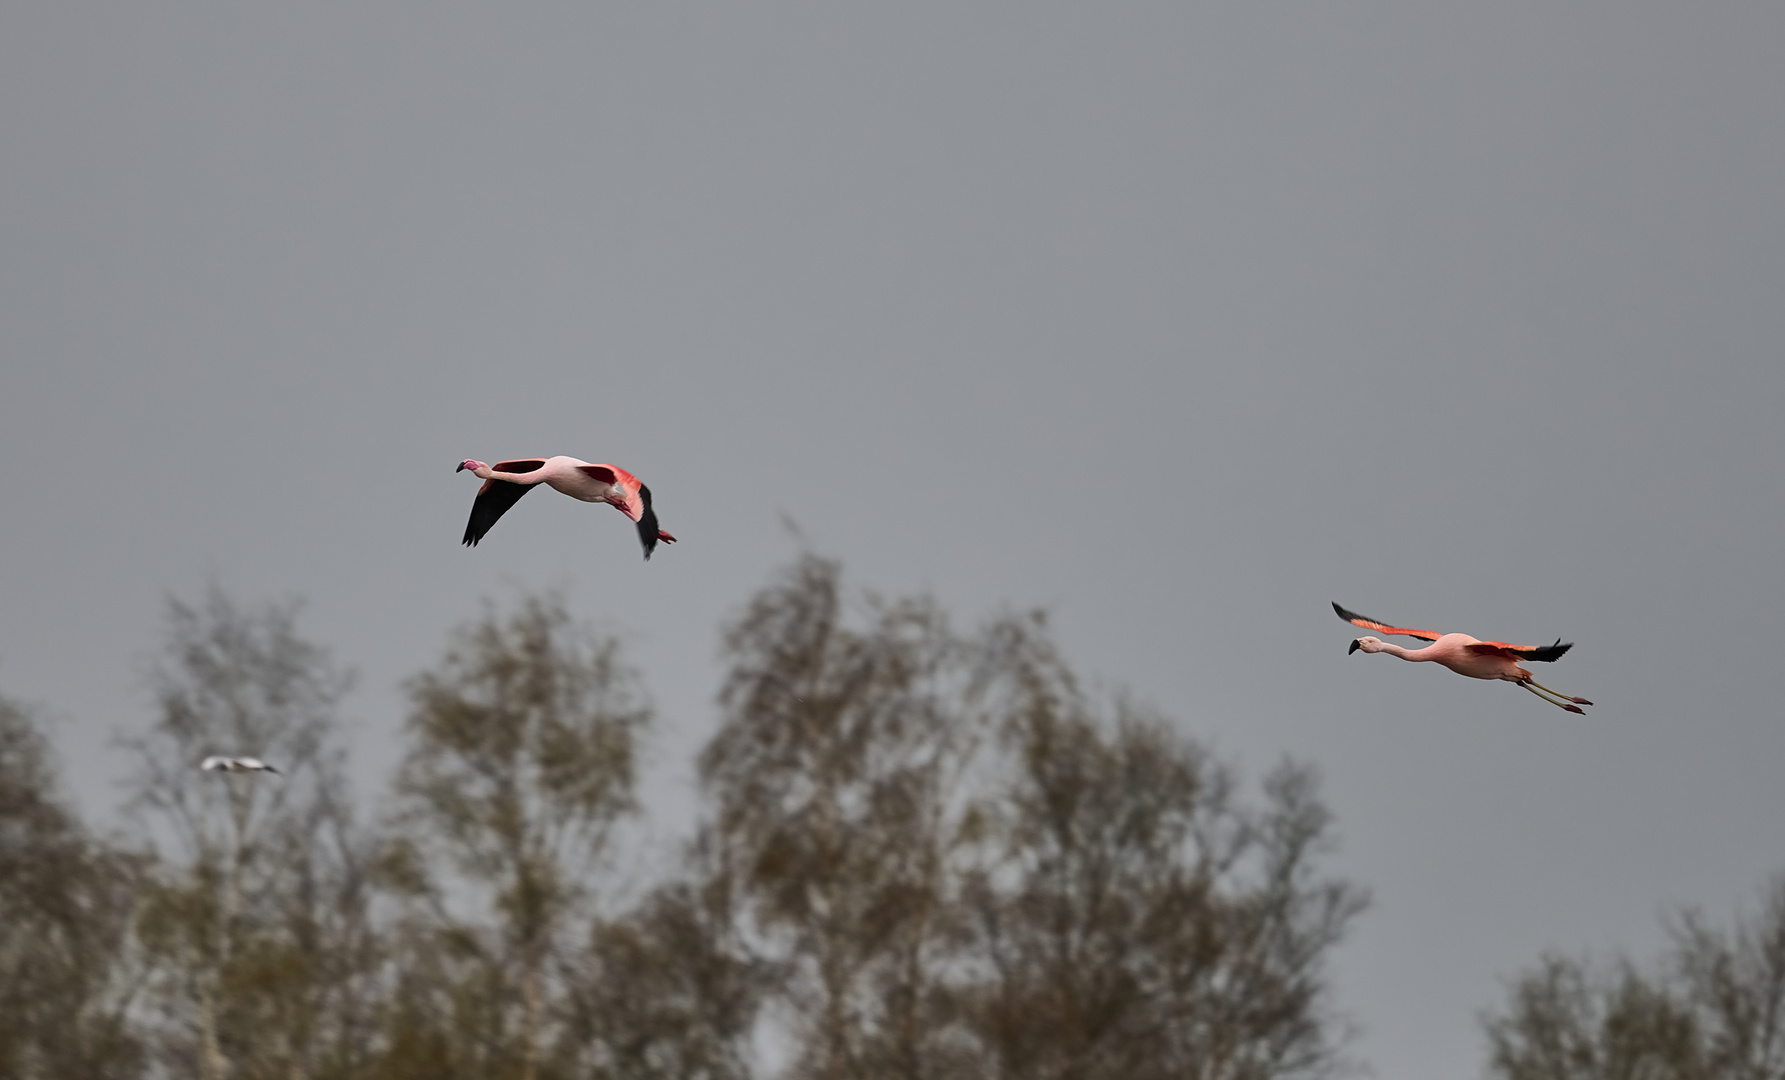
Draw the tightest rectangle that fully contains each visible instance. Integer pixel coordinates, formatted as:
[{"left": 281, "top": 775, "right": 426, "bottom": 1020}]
[
  {"left": 1571, "top": 697, "right": 1593, "bottom": 706},
  {"left": 1563, "top": 704, "right": 1585, "bottom": 714}
]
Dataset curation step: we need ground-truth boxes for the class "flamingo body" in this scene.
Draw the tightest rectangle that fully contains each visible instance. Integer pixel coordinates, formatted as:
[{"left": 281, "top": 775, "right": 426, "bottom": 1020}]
[
  {"left": 457, "top": 456, "right": 677, "bottom": 559},
  {"left": 1333, "top": 602, "right": 1593, "bottom": 714}
]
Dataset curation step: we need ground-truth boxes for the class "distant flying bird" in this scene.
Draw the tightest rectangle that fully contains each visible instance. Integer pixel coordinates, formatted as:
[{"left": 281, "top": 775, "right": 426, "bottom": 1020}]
[
  {"left": 457, "top": 457, "right": 678, "bottom": 560},
  {"left": 201, "top": 756, "right": 281, "bottom": 775},
  {"left": 1333, "top": 602, "right": 1594, "bottom": 714}
]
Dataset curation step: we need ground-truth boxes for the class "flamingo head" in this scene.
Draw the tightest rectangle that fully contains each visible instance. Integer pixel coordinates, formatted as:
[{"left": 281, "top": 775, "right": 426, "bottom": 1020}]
[
  {"left": 1348, "top": 636, "right": 1384, "bottom": 655},
  {"left": 457, "top": 459, "right": 486, "bottom": 474}
]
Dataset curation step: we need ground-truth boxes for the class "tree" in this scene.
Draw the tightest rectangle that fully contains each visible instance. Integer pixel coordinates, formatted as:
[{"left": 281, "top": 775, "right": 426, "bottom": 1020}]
[
  {"left": 389, "top": 592, "right": 650, "bottom": 1080},
  {"left": 1485, "top": 876, "right": 1785, "bottom": 1080},
  {"left": 0, "top": 559, "right": 1370, "bottom": 1080},
  {"left": 123, "top": 586, "right": 377, "bottom": 1080},
  {"left": 692, "top": 553, "right": 1367, "bottom": 1080},
  {"left": 562, "top": 873, "right": 769, "bottom": 1080},
  {"left": 700, "top": 553, "right": 995, "bottom": 1080},
  {"left": 0, "top": 692, "right": 145, "bottom": 1079},
  {"left": 962, "top": 700, "right": 1366, "bottom": 1080}
]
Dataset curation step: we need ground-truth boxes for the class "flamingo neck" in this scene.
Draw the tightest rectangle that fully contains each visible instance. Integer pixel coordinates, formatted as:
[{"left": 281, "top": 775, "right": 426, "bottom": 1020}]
[{"left": 1378, "top": 641, "right": 1431, "bottom": 662}]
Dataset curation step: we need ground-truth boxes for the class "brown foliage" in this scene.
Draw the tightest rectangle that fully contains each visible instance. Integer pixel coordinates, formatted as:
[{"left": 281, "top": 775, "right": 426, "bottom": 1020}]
[
  {"left": 1486, "top": 877, "right": 1785, "bottom": 1080},
  {"left": 0, "top": 695, "right": 145, "bottom": 1078},
  {"left": 696, "top": 554, "right": 1366, "bottom": 1080},
  {"left": 3, "top": 561, "right": 1367, "bottom": 1080}
]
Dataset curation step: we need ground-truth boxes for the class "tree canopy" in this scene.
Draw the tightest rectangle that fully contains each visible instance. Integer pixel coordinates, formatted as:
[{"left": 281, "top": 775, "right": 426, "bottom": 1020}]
[{"left": 3, "top": 556, "right": 1369, "bottom": 1079}]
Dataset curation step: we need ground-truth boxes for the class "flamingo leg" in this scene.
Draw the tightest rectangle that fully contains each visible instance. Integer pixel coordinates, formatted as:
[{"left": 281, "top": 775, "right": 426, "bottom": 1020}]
[
  {"left": 1517, "top": 679, "right": 1568, "bottom": 701},
  {"left": 1527, "top": 679, "right": 1592, "bottom": 707},
  {"left": 1519, "top": 681, "right": 1586, "bottom": 714}
]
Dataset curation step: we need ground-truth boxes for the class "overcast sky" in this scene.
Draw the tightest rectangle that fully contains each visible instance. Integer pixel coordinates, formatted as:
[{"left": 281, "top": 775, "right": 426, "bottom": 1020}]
[{"left": 4, "top": 4, "right": 1783, "bottom": 1077}]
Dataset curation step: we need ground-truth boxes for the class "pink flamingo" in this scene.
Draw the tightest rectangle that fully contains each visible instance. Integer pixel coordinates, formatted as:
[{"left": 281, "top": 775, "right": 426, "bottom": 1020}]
[
  {"left": 1333, "top": 602, "right": 1593, "bottom": 714},
  {"left": 457, "top": 457, "right": 678, "bottom": 559}
]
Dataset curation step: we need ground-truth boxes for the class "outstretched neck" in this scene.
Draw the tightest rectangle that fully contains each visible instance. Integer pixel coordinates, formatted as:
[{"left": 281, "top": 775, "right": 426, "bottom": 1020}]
[{"left": 1377, "top": 641, "right": 1429, "bottom": 662}]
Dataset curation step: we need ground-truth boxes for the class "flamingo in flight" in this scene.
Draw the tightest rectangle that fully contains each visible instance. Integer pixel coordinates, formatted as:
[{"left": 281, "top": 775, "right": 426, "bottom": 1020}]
[
  {"left": 1333, "top": 602, "right": 1594, "bottom": 714},
  {"left": 457, "top": 457, "right": 677, "bottom": 559}
]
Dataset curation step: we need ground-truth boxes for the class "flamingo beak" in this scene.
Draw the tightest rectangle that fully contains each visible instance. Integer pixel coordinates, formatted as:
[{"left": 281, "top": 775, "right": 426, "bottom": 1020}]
[
  {"left": 1348, "top": 639, "right": 1362, "bottom": 655},
  {"left": 455, "top": 461, "right": 468, "bottom": 472}
]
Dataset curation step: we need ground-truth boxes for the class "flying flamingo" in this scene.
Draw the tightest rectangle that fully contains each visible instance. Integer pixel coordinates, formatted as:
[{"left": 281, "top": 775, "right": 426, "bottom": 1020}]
[
  {"left": 457, "top": 456, "right": 678, "bottom": 560},
  {"left": 1333, "top": 602, "right": 1594, "bottom": 714}
]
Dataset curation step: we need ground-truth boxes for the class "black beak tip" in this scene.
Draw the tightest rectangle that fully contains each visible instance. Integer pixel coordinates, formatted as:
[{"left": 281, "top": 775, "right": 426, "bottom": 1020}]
[
  {"left": 1348, "top": 639, "right": 1362, "bottom": 654},
  {"left": 455, "top": 462, "right": 467, "bottom": 472}
]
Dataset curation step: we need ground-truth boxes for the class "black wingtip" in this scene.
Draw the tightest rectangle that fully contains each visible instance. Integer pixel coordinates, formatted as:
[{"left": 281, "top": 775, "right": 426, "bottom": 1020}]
[
  {"left": 1526, "top": 638, "right": 1574, "bottom": 663},
  {"left": 636, "top": 484, "right": 660, "bottom": 561},
  {"left": 1333, "top": 601, "right": 1361, "bottom": 623}
]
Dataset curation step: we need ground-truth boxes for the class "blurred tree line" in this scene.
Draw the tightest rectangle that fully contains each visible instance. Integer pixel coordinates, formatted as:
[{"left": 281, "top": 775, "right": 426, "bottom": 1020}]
[
  {"left": 19, "top": 550, "right": 1604, "bottom": 1080},
  {"left": 13, "top": 554, "right": 1784, "bottom": 1080},
  {"left": 1483, "top": 876, "right": 1785, "bottom": 1080}
]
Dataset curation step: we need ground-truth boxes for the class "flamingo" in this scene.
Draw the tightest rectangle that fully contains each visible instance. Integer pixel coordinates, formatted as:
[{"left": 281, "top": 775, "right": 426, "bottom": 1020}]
[
  {"left": 1333, "top": 602, "right": 1594, "bottom": 714},
  {"left": 457, "top": 456, "right": 678, "bottom": 560},
  {"left": 201, "top": 756, "right": 281, "bottom": 775}
]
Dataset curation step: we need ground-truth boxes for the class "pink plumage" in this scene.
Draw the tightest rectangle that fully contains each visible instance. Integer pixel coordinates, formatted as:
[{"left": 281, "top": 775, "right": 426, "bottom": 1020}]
[
  {"left": 1333, "top": 602, "right": 1592, "bottom": 714},
  {"left": 457, "top": 456, "right": 678, "bottom": 560}
]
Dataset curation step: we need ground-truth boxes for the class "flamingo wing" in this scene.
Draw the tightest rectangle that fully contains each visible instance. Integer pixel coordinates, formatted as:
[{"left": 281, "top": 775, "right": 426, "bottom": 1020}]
[
  {"left": 577, "top": 465, "right": 675, "bottom": 560},
  {"left": 1472, "top": 638, "right": 1573, "bottom": 663},
  {"left": 463, "top": 479, "right": 537, "bottom": 546},
  {"left": 634, "top": 484, "right": 674, "bottom": 560},
  {"left": 1331, "top": 602, "right": 1442, "bottom": 642}
]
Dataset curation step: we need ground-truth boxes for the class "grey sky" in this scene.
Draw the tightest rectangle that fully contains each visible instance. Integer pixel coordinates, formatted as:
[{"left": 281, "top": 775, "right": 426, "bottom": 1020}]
[{"left": 4, "top": 4, "right": 1783, "bottom": 1076}]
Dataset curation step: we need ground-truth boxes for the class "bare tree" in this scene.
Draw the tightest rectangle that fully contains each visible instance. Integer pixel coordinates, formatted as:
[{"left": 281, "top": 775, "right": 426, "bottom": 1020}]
[{"left": 391, "top": 592, "right": 649, "bottom": 1080}]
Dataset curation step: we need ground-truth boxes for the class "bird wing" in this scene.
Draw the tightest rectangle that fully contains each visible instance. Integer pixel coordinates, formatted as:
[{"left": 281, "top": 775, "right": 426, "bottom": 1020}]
[
  {"left": 1471, "top": 638, "right": 1573, "bottom": 663},
  {"left": 581, "top": 464, "right": 640, "bottom": 516},
  {"left": 201, "top": 756, "right": 226, "bottom": 771},
  {"left": 1331, "top": 603, "right": 1442, "bottom": 642},
  {"left": 634, "top": 484, "right": 674, "bottom": 560},
  {"left": 463, "top": 479, "right": 537, "bottom": 546},
  {"left": 578, "top": 465, "right": 675, "bottom": 560}
]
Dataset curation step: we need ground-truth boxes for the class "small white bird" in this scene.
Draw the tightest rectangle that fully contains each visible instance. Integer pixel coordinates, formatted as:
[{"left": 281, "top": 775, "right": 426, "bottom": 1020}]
[{"left": 201, "top": 756, "right": 281, "bottom": 775}]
